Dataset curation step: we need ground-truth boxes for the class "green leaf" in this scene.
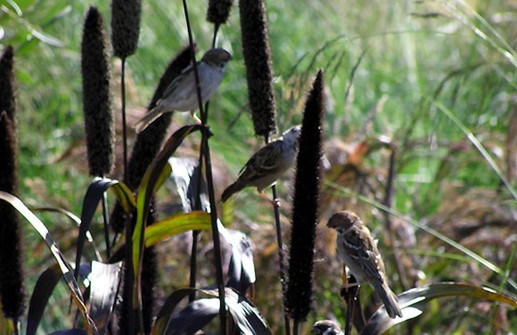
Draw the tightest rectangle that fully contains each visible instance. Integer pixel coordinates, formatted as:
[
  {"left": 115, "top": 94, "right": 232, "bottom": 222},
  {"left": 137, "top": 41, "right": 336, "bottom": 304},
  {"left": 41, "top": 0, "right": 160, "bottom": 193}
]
[
  {"left": 359, "top": 282, "right": 517, "bottom": 335},
  {"left": 132, "top": 125, "right": 201, "bottom": 309},
  {"left": 144, "top": 211, "right": 211, "bottom": 247},
  {"left": 0, "top": 192, "right": 97, "bottom": 333}
]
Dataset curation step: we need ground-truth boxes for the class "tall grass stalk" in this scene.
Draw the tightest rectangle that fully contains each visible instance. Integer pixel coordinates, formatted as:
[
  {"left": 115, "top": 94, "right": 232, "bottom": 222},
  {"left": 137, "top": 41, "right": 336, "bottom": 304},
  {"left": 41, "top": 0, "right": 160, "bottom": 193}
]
[{"left": 182, "top": 1, "right": 227, "bottom": 334}]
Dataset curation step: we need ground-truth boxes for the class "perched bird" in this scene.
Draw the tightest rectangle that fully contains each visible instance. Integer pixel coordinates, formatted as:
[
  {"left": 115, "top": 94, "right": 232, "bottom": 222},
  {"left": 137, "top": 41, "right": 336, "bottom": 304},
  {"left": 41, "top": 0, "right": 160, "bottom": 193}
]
[
  {"left": 221, "top": 126, "right": 302, "bottom": 204},
  {"left": 311, "top": 320, "right": 343, "bottom": 335},
  {"left": 134, "top": 48, "right": 232, "bottom": 133},
  {"left": 327, "top": 211, "right": 402, "bottom": 319}
]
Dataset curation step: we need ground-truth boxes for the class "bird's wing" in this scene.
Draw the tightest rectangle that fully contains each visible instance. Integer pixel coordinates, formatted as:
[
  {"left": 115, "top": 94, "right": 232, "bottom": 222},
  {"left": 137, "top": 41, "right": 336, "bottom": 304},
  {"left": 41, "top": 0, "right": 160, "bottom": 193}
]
[
  {"left": 161, "top": 64, "right": 193, "bottom": 99},
  {"left": 343, "top": 226, "right": 384, "bottom": 282},
  {"left": 238, "top": 140, "right": 283, "bottom": 182}
]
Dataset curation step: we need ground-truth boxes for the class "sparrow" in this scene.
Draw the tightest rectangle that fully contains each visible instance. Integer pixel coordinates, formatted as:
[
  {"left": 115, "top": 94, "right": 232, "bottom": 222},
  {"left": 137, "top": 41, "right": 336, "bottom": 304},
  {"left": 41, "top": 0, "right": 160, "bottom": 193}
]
[
  {"left": 134, "top": 48, "right": 232, "bottom": 133},
  {"left": 221, "top": 126, "right": 302, "bottom": 203},
  {"left": 311, "top": 320, "right": 344, "bottom": 335},
  {"left": 327, "top": 211, "right": 402, "bottom": 319}
]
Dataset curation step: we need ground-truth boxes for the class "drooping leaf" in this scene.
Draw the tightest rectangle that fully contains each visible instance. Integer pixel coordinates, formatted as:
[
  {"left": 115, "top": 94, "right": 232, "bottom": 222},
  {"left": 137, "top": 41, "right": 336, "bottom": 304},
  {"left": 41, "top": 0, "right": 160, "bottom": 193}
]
[
  {"left": 144, "top": 211, "right": 211, "bottom": 247},
  {"left": 26, "top": 264, "right": 60, "bottom": 335},
  {"left": 27, "top": 263, "right": 92, "bottom": 335},
  {"left": 0, "top": 192, "right": 97, "bottom": 333},
  {"left": 89, "top": 261, "right": 123, "bottom": 335},
  {"left": 133, "top": 125, "right": 201, "bottom": 301},
  {"left": 218, "top": 221, "right": 256, "bottom": 295},
  {"left": 151, "top": 288, "right": 270, "bottom": 335},
  {"left": 166, "top": 298, "right": 219, "bottom": 335},
  {"left": 359, "top": 282, "right": 517, "bottom": 335},
  {"left": 33, "top": 206, "right": 101, "bottom": 260},
  {"left": 169, "top": 157, "right": 210, "bottom": 212},
  {"left": 74, "top": 177, "right": 134, "bottom": 281}
]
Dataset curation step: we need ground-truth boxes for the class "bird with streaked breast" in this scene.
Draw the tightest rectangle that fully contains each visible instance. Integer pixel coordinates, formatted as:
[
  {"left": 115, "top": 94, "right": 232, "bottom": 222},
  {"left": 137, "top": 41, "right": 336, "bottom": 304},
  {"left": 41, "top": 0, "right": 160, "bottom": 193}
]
[
  {"left": 221, "top": 125, "right": 301, "bottom": 204},
  {"left": 327, "top": 211, "right": 402, "bottom": 319}
]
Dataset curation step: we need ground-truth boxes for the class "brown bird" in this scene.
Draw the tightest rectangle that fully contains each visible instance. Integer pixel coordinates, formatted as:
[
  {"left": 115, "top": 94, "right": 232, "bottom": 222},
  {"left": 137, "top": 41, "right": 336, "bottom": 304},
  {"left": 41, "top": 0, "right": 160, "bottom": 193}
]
[
  {"left": 327, "top": 211, "right": 402, "bottom": 318},
  {"left": 134, "top": 48, "right": 232, "bottom": 133},
  {"left": 221, "top": 126, "right": 301, "bottom": 203}
]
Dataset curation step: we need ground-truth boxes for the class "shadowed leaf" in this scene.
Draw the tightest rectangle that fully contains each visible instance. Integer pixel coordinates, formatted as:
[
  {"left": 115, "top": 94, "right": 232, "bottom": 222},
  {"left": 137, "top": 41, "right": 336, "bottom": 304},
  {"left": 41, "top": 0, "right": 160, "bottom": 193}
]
[
  {"left": 89, "top": 261, "right": 123, "bottom": 335},
  {"left": 0, "top": 192, "right": 97, "bottom": 332},
  {"left": 49, "top": 330, "right": 87, "bottom": 335},
  {"left": 27, "top": 263, "right": 92, "bottom": 335},
  {"left": 74, "top": 177, "right": 134, "bottom": 280},
  {"left": 169, "top": 157, "right": 210, "bottom": 212},
  {"left": 151, "top": 288, "right": 270, "bottom": 335},
  {"left": 360, "top": 282, "right": 517, "bottom": 335},
  {"left": 219, "top": 221, "right": 256, "bottom": 295},
  {"left": 133, "top": 125, "right": 202, "bottom": 310}
]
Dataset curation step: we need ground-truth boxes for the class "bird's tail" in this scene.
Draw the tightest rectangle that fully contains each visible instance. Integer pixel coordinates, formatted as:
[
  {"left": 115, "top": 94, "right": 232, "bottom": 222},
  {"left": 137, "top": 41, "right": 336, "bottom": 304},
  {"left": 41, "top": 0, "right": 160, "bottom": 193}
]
[
  {"left": 221, "top": 181, "right": 245, "bottom": 203},
  {"left": 376, "top": 283, "right": 402, "bottom": 318},
  {"left": 134, "top": 106, "right": 164, "bottom": 133}
]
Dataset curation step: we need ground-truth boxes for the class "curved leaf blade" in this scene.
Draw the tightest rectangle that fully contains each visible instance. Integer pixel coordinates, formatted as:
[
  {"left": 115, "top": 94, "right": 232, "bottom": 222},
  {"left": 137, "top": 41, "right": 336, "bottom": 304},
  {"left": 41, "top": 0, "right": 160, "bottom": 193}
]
[
  {"left": 169, "top": 157, "right": 210, "bottom": 212},
  {"left": 26, "top": 264, "right": 61, "bottom": 335},
  {"left": 74, "top": 177, "right": 134, "bottom": 280},
  {"left": 133, "top": 125, "right": 201, "bottom": 304},
  {"left": 219, "top": 221, "right": 256, "bottom": 295},
  {"left": 89, "top": 261, "right": 123, "bottom": 335},
  {"left": 152, "top": 288, "right": 270, "bottom": 335},
  {"left": 360, "top": 282, "right": 517, "bottom": 335},
  {"left": 144, "top": 211, "right": 211, "bottom": 247},
  {"left": 0, "top": 192, "right": 97, "bottom": 333}
]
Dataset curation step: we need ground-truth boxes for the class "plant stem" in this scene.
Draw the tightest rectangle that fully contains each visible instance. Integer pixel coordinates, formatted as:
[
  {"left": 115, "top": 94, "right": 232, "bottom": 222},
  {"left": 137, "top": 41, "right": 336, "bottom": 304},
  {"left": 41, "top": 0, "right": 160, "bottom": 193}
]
[
  {"left": 102, "top": 191, "right": 111, "bottom": 258},
  {"left": 201, "top": 136, "right": 227, "bottom": 335},
  {"left": 292, "top": 319, "right": 299, "bottom": 335},
  {"left": 271, "top": 183, "right": 291, "bottom": 335},
  {"left": 382, "top": 147, "right": 408, "bottom": 290},
  {"left": 121, "top": 57, "right": 128, "bottom": 180},
  {"left": 182, "top": 1, "right": 226, "bottom": 334},
  {"left": 189, "top": 229, "right": 199, "bottom": 302},
  {"left": 124, "top": 215, "right": 135, "bottom": 335}
]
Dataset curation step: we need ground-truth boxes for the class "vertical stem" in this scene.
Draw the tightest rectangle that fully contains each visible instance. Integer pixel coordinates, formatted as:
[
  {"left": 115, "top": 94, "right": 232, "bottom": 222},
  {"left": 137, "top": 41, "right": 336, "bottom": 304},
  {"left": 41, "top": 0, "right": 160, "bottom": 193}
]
[
  {"left": 202, "top": 137, "right": 227, "bottom": 335},
  {"left": 121, "top": 58, "right": 128, "bottom": 180},
  {"left": 293, "top": 319, "right": 299, "bottom": 335},
  {"left": 265, "top": 130, "right": 290, "bottom": 335},
  {"left": 212, "top": 24, "right": 220, "bottom": 49},
  {"left": 271, "top": 184, "right": 291, "bottom": 335},
  {"left": 182, "top": 1, "right": 226, "bottom": 334},
  {"left": 189, "top": 230, "right": 200, "bottom": 302},
  {"left": 382, "top": 147, "right": 408, "bottom": 290},
  {"left": 102, "top": 191, "right": 111, "bottom": 258},
  {"left": 124, "top": 215, "right": 135, "bottom": 335}
]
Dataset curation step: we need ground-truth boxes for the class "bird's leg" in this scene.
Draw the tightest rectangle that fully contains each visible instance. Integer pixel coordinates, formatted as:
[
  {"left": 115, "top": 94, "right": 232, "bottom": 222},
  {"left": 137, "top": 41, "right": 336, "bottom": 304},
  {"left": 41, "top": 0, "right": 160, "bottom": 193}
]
[
  {"left": 190, "top": 110, "right": 203, "bottom": 125},
  {"left": 258, "top": 191, "right": 281, "bottom": 208},
  {"left": 340, "top": 265, "right": 360, "bottom": 294}
]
